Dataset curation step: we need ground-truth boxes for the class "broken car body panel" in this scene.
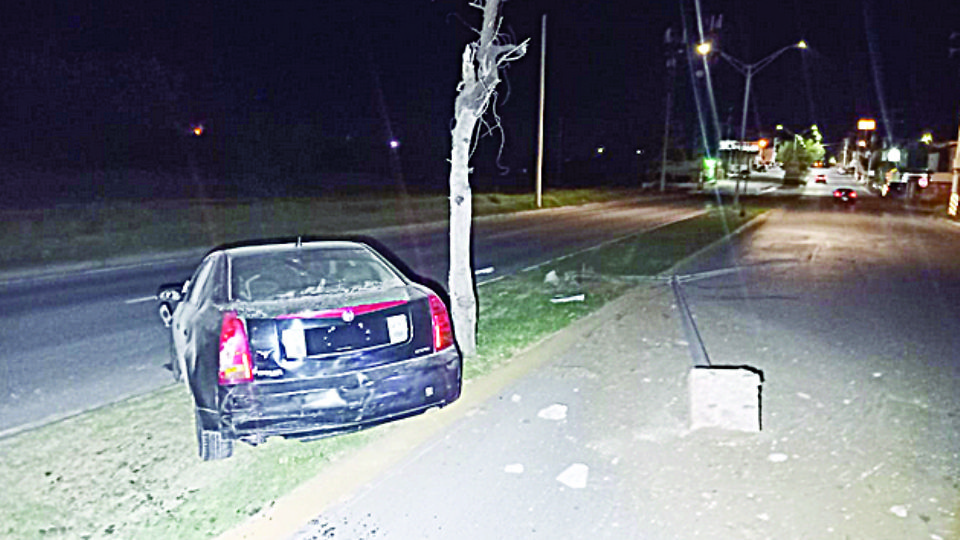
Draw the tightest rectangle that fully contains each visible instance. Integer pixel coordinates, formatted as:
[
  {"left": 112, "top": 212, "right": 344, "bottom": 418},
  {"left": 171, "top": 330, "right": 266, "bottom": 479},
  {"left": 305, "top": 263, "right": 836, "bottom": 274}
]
[{"left": 161, "top": 240, "right": 462, "bottom": 459}]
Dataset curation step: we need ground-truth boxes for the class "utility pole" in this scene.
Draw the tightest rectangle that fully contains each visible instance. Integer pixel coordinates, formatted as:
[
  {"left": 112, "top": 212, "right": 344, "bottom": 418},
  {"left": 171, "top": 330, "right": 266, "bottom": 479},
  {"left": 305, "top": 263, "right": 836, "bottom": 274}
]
[
  {"left": 659, "top": 27, "right": 681, "bottom": 192},
  {"left": 949, "top": 112, "right": 960, "bottom": 217},
  {"left": 948, "top": 31, "right": 959, "bottom": 217},
  {"left": 535, "top": 14, "right": 546, "bottom": 208}
]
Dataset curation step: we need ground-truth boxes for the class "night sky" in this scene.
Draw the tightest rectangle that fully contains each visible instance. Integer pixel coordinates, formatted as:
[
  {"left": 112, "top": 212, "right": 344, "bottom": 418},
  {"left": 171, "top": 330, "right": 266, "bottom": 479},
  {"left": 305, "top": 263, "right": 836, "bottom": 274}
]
[{"left": 1, "top": 0, "right": 958, "bottom": 200}]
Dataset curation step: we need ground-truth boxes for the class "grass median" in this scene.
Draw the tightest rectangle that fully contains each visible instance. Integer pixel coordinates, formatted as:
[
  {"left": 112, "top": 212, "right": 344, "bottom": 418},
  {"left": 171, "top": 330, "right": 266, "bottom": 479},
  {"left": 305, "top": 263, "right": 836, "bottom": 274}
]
[
  {"left": 0, "top": 189, "right": 640, "bottom": 274},
  {"left": 0, "top": 201, "right": 765, "bottom": 540}
]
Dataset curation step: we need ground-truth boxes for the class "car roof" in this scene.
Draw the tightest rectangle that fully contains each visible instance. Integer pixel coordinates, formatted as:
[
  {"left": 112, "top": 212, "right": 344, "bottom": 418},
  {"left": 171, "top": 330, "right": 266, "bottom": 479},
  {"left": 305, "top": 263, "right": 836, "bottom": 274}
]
[{"left": 219, "top": 240, "right": 369, "bottom": 257}]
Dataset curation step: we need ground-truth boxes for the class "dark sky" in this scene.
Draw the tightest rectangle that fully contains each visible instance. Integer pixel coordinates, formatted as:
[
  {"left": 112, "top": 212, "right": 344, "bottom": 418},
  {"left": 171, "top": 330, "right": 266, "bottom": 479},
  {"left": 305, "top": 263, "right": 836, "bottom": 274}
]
[{"left": 1, "top": 0, "right": 958, "bottom": 186}]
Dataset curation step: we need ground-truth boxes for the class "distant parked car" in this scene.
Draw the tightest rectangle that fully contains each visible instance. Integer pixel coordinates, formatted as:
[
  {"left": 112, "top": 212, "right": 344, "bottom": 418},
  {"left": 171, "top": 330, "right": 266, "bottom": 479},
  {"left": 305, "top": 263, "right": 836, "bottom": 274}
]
[
  {"left": 833, "top": 187, "right": 858, "bottom": 204},
  {"left": 157, "top": 239, "right": 462, "bottom": 460},
  {"left": 815, "top": 174, "right": 827, "bottom": 184}
]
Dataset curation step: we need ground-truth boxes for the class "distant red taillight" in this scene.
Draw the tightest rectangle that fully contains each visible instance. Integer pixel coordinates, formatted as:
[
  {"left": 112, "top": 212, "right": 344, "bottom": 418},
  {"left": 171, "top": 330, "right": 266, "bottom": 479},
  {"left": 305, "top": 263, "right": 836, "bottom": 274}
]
[
  {"left": 219, "top": 311, "right": 253, "bottom": 385},
  {"left": 428, "top": 295, "right": 455, "bottom": 351},
  {"left": 833, "top": 190, "right": 841, "bottom": 197},
  {"left": 849, "top": 191, "right": 857, "bottom": 198}
]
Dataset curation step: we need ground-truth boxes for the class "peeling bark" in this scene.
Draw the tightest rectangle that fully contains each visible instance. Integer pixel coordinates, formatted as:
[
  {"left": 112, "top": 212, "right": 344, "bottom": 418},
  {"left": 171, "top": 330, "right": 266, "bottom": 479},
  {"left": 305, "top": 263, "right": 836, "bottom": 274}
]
[{"left": 447, "top": 0, "right": 528, "bottom": 356}]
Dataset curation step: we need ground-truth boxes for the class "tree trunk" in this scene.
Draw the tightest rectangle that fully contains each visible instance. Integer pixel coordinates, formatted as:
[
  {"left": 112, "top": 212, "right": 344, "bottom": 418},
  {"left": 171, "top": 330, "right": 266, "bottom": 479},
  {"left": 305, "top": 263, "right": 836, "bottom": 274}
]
[
  {"left": 446, "top": 0, "right": 527, "bottom": 356},
  {"left": 449, "top": 104, "right": 478, "bottom": 356}
]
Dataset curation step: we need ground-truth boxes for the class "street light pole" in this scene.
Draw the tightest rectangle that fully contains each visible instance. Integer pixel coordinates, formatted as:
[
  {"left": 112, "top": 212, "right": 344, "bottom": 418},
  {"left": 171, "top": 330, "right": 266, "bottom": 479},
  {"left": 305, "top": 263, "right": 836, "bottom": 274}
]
[{"left": 714, "top": 40, "right": 806, "bottom": 212}]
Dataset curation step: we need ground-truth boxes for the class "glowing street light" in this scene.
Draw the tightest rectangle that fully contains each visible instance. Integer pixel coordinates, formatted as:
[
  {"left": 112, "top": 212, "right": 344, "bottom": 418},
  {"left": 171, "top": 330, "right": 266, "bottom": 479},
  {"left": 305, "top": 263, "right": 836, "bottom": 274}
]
[
  {"left": 696, "top": 42, "right": 713, "bottom": 56},
  {"left": 714, "top": 40, "right": 808, "bottom": 210}
]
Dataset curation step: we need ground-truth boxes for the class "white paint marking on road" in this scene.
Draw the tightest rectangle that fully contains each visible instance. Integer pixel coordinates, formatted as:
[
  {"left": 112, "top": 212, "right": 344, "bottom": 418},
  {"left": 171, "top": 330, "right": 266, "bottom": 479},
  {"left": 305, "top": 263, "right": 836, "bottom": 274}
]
[
  {"left": 125, "top": 296, "right": 158, "bottom": 305},
  {"left": 474, "top": 266, "right": 495, "bottom": 275},
  {"left": 556, "top": 463, "right": 589, "bottom": 489}
]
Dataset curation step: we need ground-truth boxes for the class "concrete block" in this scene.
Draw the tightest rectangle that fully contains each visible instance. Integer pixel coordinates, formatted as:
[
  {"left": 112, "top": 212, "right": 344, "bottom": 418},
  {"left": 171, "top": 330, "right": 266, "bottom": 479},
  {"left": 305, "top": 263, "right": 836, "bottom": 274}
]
[{"left": 689, "top": 365, "right": 763, "bottom": 433}]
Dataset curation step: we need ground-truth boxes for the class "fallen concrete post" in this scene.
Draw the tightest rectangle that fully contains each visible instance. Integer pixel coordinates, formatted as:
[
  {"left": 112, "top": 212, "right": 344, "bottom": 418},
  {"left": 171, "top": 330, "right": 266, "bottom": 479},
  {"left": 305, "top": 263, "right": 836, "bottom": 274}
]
[{"left": 689, "top": 365, "right": 764, "bottom": 433}]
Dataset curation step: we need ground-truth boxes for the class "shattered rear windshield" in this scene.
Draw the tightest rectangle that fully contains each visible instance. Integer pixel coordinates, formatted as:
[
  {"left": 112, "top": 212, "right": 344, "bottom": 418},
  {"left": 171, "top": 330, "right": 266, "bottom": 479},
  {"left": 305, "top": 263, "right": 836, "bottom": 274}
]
[{"left": 229, "top": 246, "right": 404, "bottom": 301}]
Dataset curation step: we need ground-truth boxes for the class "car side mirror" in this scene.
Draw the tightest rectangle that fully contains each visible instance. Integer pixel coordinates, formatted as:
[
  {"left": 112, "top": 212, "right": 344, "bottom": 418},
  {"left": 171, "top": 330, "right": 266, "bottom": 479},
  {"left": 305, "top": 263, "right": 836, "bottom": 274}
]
[{"left": 157, "top": 282, "right": 185, "bottom": 327}]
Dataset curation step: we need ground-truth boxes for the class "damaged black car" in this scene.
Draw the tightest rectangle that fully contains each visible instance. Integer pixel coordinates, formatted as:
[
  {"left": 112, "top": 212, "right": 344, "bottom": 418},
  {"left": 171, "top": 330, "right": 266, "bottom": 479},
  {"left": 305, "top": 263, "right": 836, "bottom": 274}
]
[{"left": 157, "top": 239, "right": 462, "bottom": 460}]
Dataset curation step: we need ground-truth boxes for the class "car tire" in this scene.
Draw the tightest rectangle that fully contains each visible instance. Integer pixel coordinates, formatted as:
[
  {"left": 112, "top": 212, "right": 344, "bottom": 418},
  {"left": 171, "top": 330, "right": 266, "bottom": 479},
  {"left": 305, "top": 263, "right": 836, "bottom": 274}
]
[
  {"left": 196, "top": 410, "right": 234, "bottom": 461},
  {"left": 158, "top": 303, "right": 174, "bottom": 328}
]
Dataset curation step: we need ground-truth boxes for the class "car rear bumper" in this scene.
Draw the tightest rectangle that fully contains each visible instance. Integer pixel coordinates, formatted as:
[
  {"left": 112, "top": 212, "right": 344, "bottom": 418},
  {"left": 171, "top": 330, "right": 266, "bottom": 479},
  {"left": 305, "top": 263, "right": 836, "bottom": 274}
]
[{"left": 218, "top": 347, "right": 462, "bottom": 442}]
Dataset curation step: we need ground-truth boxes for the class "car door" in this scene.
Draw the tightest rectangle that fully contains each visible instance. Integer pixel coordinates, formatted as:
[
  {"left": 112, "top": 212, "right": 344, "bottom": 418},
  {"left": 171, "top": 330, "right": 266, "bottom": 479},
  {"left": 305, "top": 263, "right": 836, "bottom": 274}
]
[{"left": 171, "top": 254, "right": 219, "bottom": 371}]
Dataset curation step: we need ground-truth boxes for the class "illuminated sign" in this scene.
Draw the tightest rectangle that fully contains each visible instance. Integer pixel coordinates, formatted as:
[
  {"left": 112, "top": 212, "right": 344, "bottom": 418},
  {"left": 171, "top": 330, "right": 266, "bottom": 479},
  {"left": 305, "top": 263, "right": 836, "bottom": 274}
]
[
  {"left": 857, "top": 119, "right": 876, "bottom": 131},
  {"left": 719, "top": 140, "right": 760, "bottom": 152}
]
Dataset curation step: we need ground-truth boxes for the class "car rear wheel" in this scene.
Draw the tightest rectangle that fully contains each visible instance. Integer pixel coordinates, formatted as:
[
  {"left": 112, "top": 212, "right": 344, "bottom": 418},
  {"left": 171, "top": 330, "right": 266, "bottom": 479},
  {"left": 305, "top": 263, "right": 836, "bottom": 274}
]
[{"left": 195, "top": 410, "right": 234, "bottom": 460}]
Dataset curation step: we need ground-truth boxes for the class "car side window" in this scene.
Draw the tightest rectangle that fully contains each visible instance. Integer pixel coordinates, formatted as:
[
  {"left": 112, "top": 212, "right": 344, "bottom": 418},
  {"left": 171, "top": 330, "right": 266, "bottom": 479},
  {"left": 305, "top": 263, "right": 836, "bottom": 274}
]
[{"left": 187, "top": 256, "right": 217, "bottom": 305}]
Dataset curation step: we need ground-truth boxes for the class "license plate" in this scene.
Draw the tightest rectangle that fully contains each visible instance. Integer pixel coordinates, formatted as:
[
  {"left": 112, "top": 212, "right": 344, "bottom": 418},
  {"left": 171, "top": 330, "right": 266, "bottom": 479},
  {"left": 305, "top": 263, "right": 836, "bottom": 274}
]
[{"left": 281, "top": 326, "right": 307, "bottom": 358}]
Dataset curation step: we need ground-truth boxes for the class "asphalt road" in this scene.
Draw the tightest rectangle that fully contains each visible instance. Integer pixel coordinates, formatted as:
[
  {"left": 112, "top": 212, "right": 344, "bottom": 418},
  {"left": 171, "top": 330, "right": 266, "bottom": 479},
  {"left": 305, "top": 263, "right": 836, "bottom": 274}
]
[
  {"left": 252, "top": 187, "right": 960, "bottom": 539},
  {"left": 0, "top": 195, "right": 705, "bottom": 436}
]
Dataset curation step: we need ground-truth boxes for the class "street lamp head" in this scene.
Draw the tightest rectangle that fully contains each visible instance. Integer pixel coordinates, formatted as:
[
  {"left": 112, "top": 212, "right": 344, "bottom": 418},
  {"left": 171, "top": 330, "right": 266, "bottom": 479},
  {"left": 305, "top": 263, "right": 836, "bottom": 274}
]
[
  {"left": 797, "top": 40, "right": 808, "bottom": 49},
  {"left": 696, "top": 42, "right": 712, "bottom": 56}
]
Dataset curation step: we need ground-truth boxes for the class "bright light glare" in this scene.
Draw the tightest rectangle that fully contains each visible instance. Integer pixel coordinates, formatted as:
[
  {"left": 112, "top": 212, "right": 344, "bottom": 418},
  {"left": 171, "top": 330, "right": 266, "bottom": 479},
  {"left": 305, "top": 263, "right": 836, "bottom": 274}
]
[
  {"left": 797, "top": 40, "right": 808, "bottom": 49},
  {"left": 696, "top": 42, "right": 712, "bottom": 56},
  {"left": 858, "top": 119, "right": 877, "bottom": 131},
  {"left": 192, "top": 125, "right": 204, "bottom": 137},
  {"left": 389, "top": 139, "right": 400, "bottom": 149}
]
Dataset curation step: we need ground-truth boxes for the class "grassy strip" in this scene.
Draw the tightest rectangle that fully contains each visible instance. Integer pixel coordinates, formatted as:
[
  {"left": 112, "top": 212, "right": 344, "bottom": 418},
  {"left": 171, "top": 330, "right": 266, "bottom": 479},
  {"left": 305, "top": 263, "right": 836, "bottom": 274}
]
[
  {"left": 0, "top": 189, "right": 638, "bottom": 273},
  {"left": 0, "top": 205, "right": 765, "bottom": 540}
]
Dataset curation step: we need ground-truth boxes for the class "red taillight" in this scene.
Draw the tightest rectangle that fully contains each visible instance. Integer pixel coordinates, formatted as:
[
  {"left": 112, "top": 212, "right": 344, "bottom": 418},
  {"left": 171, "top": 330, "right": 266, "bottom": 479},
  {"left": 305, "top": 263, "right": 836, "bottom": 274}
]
[
  {"left": 833, "top": 191, "right": 841, "bottom": 197},
  {"left": 428, "top": 295, "right": 455, "bottom": 351},
  {"left": 849, "top": 191, "right": 857, "bottom": 198},
  {"left": 219, "top": 311, "right": 253, "bottom": 385}
]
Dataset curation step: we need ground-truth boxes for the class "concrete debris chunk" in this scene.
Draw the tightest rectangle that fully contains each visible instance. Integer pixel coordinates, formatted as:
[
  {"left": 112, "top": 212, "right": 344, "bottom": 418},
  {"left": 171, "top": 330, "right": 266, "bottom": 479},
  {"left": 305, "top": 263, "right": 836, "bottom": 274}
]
[
  {"left": 537, "top": 403, "right": 568, "bottom": 421},
  {"left": 556, "top": 463, "right": 589, "bottom": 489}
]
